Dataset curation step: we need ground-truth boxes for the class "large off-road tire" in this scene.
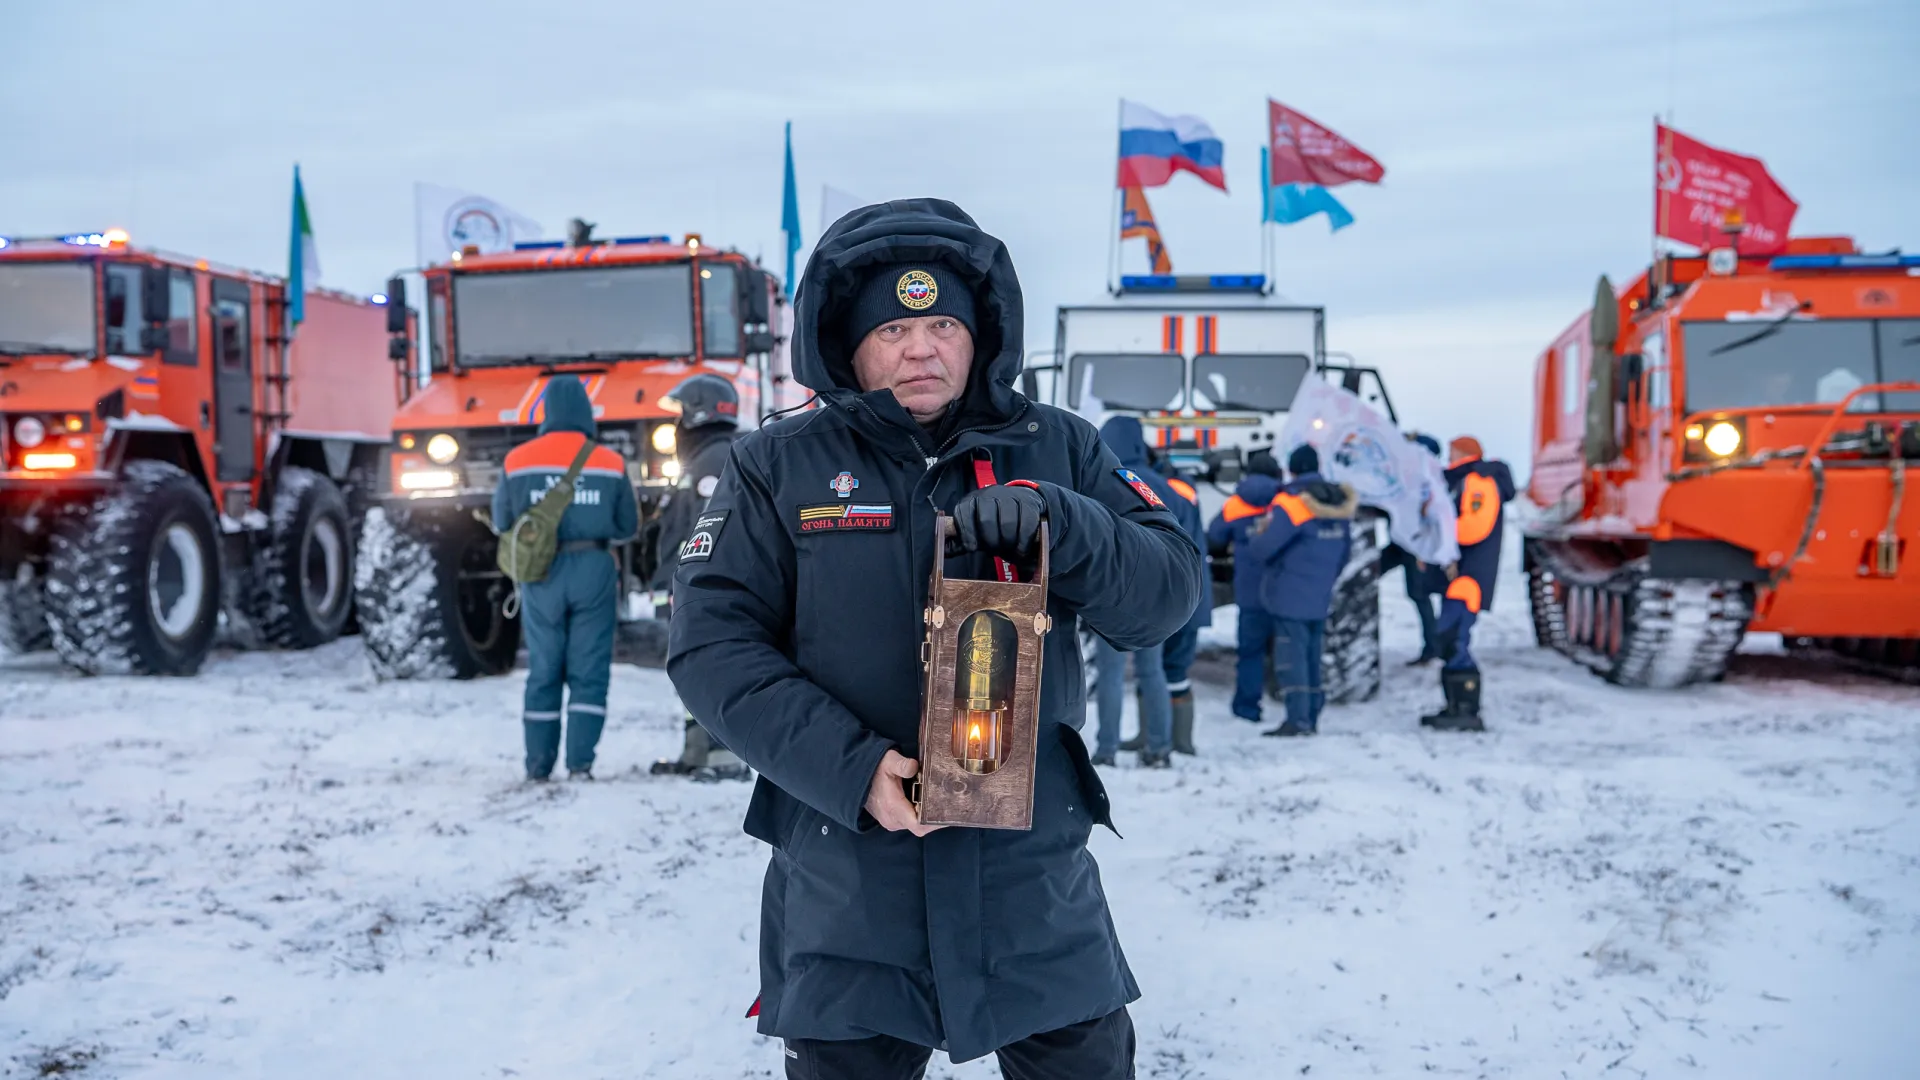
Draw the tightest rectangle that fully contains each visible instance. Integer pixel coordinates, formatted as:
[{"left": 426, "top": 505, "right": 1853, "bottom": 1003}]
[
  {"left": 0, "top": 562, "right": 52, "bottom": 654},
  {"left": 250, "top": 467, "right": 354, "bottom": 649},
  {"left": 44, "top": 461, "right": 222, "bottom": 676},
  {"left": 1321, "top": 514, "right": 1382, "bottom": 704},
  {"left": 354, "top": 506, "right": 519, "bottom": 680}
]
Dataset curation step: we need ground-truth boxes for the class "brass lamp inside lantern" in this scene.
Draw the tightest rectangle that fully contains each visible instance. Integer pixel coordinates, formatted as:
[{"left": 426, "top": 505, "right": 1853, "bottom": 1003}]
[{"left": 952, "top": 611, "right": 1015, "bottom": 774}]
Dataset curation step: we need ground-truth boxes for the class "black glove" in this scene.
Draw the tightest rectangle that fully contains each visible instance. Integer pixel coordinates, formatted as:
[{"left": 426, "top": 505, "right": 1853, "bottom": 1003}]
[{"left": 947, "top": 484, "right": 1047, "bottom": 558}]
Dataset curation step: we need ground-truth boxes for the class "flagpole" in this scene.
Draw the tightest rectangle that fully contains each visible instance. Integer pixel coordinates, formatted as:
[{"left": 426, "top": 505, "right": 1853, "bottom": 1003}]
[{"left": 1259, "top": 145, "right": 1274, "bottom": 296}]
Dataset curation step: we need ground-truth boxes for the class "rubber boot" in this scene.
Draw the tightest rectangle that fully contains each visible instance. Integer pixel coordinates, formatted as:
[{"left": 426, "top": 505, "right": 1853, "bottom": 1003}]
[
  {"left": 1169, "top": 691, "right": 1196, "bottom": 755},
  {"left": 1423, "top": 669, "right": 1486, "bottom": 732},
  {"left": 651, "top": 717, "right": 707, "bottom": 776}
]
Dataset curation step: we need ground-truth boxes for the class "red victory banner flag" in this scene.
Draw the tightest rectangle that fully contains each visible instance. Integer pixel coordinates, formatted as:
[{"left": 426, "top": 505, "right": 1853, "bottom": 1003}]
[
  {"left": 1268, "top": 99, "right": 1386, "bottom": 188},
  {"left": 1656, "top": 123, "right": 1798, "bottom": 254}
]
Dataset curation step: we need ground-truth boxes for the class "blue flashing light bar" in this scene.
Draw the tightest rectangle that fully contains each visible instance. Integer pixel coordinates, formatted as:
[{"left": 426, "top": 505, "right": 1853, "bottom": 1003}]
[
  {"left": 512, "top": 234, "right": 674, "bottom": 252},
  {"left": 1119, "top": 273, "right": 1267, "bottom": 293},
  {"left": 1770, "top": 253, "right": 1920, "bottom": 271}
]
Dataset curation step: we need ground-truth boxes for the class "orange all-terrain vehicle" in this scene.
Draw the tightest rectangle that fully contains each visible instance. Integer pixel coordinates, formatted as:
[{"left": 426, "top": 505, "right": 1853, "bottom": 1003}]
[
  {"left": 1526, "top": 235, "right": 1920, "bottom": 687},
  {"left": 354, "top": 223, "right": 797, "bottom": 679},
  {"left": 0, "top": 229, "right": 411, "bottom": 674}
]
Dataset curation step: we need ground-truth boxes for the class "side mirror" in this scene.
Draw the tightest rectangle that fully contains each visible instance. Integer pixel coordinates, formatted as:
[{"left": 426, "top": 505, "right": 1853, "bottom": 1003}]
[
  {"left": 385, "top": 277, "right": 408, "bottom": 334},
  {"left": 739, "top": 268, "right": 772, "bottom": 325},
  {"left": 142, "top": 266, "right": 171, "bottom": 324},
  {"left": 388, "top": 336, "right": 410, "bottom": 361},
  {"left": 743, "top": 329, "right": 776, "bottom": 355}
]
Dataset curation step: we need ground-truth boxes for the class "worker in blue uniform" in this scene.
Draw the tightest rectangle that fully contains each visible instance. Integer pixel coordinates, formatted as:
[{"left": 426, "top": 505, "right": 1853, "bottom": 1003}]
[
  {"left": 492, "top": 375, "right": 639, "bottom": 780},
  {"left": 1245, "top": 445, "right": 1357, "bottom": 737},
  {"left": 1422, "top": 435, "right": 1514, "bottom": 733}
]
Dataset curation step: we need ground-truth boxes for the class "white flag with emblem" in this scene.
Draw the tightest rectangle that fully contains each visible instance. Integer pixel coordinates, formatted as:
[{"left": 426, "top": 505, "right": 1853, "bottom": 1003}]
[
  {"left": 1279, "top": 379, "right": 1459, "bottom": 566},
  {"left": 413, "top": 182, "right": 543, "bottom": 266}
]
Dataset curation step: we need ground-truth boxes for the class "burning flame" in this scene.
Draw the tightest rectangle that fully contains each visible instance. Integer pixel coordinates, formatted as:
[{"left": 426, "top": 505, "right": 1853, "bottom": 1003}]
[{"left": 969, "top": 723, "right": 981, "bottom": 740}]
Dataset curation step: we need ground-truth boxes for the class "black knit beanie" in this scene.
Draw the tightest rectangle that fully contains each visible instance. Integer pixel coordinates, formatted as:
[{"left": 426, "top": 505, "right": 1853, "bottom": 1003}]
[{"left": 843, "top": 261, "right": 977, "bottom": 347}]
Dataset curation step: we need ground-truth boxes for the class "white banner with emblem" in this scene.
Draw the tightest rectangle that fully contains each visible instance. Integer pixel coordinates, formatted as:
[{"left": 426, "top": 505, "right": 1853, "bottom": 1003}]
[
  {"left": 1279, "top": 380, "right": 1459, "bottom": 566},
  {"left": 413, "top": 182, "right": 544, "bottom": 266}
]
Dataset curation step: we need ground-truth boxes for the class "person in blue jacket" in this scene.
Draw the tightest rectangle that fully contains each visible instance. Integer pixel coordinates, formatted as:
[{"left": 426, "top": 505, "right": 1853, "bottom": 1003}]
[
  {"left": 1246, "top": 445, "right": 1358, "bottom": 737},
  {"left": 1205, "top": 449, "right": 1284, "bottom": 725},
  {"left": 1422, "top": 435, "right": 1515, "bottom": 732},
  {"left": 1091, "top": 416, "right": 1185, "bottom": 768},
  {"left": 491, "top": 375, "right": 639, "bottom": 781},
  {"left": 1115, "top": 442, "right": 1209, "bottom": 756}
]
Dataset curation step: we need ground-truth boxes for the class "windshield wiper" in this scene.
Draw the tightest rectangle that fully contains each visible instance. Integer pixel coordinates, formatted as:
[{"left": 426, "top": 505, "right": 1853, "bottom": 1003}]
[{"left": 1711, "top": 303, "right": 1809, "bottom": 356}]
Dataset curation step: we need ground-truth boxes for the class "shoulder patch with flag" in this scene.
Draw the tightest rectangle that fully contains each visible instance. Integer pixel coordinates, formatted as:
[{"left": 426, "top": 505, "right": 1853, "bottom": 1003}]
[{"left": 1115, "top": 468, "right": 1167, "bottom": 510}]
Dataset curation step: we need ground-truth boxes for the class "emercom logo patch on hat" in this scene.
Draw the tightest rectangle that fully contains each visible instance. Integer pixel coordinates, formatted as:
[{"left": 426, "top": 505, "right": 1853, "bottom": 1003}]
[{"left": 896, "top": 270, "right": 937, "bottom": 311}]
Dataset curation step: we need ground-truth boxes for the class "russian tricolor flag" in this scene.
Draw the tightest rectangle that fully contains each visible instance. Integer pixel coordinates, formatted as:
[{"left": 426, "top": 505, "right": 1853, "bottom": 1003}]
[{"left": 1116, "top": 100, "right": 1227, "bottom": 192}]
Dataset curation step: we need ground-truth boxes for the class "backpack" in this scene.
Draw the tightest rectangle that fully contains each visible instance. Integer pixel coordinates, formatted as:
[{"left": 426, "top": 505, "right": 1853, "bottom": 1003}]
[{"left": 497, "top": 437, "right": 597, "bottom": 596}]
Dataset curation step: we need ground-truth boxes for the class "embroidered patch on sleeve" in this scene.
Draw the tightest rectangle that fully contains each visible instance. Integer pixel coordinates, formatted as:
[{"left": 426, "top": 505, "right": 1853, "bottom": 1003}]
[
  {"left": 796, "top": 503, "right": 896, "bottom": 533},
  {"left": 678, "top": 510, "right": 731, "bottom": 562},
  {"left": 1115, "top": 468, "right": 1168, "bottom": 511}
]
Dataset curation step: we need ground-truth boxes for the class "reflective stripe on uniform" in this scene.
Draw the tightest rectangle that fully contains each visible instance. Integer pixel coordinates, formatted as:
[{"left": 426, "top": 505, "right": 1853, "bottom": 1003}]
[
  {"left": 1271, "top": 491, "right": 1314, "bottom": 526},
  {"left": 1445, "top": 574, "right": 1484, "bottom": 613},
  {"left": 1166, "top": 477, "right": 1197, "bottom": 504},
  {"left": 523, "top": 711, "right": 563, "bottom": 722},
  {"left": 568, "top": 703, "right": 607, "bottom": 716},
  {"left": 502, "top": 432, "right": 627, "bottom": 478},
  {"left": 1221, "top": 495, "right": 1267, "bottom": 522},
  {"left": 1456, "top": 472, "right": 1501, "bottom": 546}
]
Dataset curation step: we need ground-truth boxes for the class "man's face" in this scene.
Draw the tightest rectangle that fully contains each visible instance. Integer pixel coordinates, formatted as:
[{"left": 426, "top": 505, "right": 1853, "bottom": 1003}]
[{"left": 851, "top": 315, "right": 974, "bottom": 422}]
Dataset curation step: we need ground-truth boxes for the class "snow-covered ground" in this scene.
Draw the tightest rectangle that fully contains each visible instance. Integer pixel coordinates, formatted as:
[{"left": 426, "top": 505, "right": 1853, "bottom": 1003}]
[{"left": 4, "top": 566, "right": 1917, "bottom": 1078}]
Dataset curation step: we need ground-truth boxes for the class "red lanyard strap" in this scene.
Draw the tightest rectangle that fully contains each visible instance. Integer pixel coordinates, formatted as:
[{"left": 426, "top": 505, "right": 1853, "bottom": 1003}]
[{"left": 970, "top": 455, "right": 1020, "bottom": 583}]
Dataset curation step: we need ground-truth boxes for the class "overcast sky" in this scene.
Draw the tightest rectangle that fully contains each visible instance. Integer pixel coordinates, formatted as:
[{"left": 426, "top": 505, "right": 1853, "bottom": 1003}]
[{"left": 6, "top": 0, "right": 1915, "bottom": 467}]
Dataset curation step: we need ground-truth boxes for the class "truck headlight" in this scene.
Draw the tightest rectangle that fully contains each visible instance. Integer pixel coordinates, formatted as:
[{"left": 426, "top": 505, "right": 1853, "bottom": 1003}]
[
  {"left": 1703, "top": 421, "right": 1742, "bottom": 457},
  {"left": 426, "top": 433, "right": 460, "bottom": 464},
  {"left": 13, "top": 416, "right": 46, "bottom": 449},
  {"left": 651, "top": 423, "right": 677, "bottom": 454}
]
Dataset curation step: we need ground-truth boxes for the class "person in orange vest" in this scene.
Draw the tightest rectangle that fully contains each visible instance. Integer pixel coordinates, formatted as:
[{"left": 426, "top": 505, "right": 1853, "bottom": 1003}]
[
  {"left": 1422, "top": 435, "right": 1514, "bottom": 732},
  {"left": 1206, "top": 450, "right": 1285, "bottom": 723}
]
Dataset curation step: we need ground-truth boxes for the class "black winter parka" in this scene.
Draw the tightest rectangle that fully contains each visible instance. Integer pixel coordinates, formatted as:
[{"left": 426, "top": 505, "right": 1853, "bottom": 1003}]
[{"left": 667, "top": 199, "right": 1204, "bottom": 1061}]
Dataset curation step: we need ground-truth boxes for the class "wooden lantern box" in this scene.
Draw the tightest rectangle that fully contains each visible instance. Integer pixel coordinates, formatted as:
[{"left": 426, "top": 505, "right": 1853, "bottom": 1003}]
[{"left": 914, "top": 514, "right": 1052, "bottom": 830}]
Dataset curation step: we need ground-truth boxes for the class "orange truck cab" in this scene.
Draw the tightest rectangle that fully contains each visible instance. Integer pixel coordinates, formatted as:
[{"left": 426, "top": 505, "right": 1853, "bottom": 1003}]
[
  {"left": 0, "top": 229, "right": 411, "bottom": 674},
  {"left": 353, "top": 224, "right": 797, "bottom": 679},
  {"left": 1526, "top": 235, "right": 1920, "bottom": 686}
]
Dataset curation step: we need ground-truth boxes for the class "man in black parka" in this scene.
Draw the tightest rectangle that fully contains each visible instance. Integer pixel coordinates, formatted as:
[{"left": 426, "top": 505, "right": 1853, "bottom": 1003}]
[
  {"left": 667, "top": 199, "right": 1205, "bottom": 1078},
  {"left": 649, "top": 373, "right": 750, "bottom": 781}
]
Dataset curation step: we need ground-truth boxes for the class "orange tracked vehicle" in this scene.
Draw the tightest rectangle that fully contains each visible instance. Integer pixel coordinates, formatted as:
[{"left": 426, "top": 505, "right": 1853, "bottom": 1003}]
[
  {"left": 1526, "top": 233, "right": 1920, "bottom": 687},
  {"left": 355, "top": 223, "right": 796, "bottom": 679},
  {"left": 0, "top": 229, "right": 411, "bottom": 674}
]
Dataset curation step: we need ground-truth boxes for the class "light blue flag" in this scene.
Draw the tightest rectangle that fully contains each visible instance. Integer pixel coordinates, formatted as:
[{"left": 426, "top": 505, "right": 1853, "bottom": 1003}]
[
  {"left": 288, "top": 165, "right": 319, "bottom": 331},
  {"left": 1265, "top": 182, "right": 1354, "bottom": 232},
  {"left": 781, "top": 122, "right": 801, "bottom": 299}
]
